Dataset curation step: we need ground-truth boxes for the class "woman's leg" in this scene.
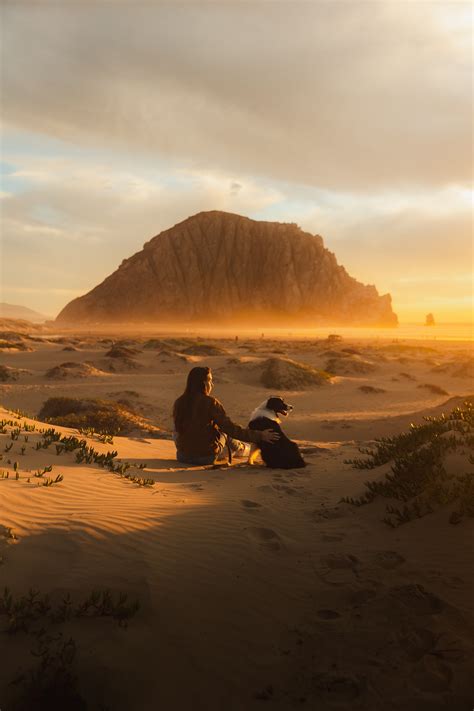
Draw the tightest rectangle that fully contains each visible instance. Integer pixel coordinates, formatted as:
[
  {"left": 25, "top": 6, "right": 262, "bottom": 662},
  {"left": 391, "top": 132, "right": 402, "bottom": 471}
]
[{"left": 229, "top": 438, "right": 250, "bottom": 457}]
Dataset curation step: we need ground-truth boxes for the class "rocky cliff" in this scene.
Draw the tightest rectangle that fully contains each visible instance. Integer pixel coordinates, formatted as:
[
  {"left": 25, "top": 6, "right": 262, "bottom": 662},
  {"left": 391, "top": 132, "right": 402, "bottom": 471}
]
[{"left": 56, "top": 211, "right": 398, "bottom": 326}]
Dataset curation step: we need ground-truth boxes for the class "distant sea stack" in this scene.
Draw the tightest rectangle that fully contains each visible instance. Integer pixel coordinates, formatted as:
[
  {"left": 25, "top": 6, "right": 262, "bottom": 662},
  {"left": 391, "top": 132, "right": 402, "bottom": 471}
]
[{"left": 56, "top": 211, "right": 398, "bottom": 326}]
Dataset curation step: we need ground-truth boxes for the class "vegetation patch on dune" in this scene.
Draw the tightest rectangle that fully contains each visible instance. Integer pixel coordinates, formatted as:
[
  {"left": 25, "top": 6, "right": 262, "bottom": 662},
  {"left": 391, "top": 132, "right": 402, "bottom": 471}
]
[
  {"left": 343, "top": 401, "right": 474, "bottom": 526},
  {"left": 326, "top": 355, "right": 377, "bottom": 375},
  {"left": 37, "top": 397, "right": 162, "bottom": 436},
  {"left": 433, "top": 358, "right": 474, "bottom": 380},
  {"left": 452, "top": 360, "right": 474, "bottom": 379},
  {"left": 0, "top": 365, "right": 32, "bottom": 382},
  {"left": 359, "top": 385, "right": 386, "bottom": 394},
  {"left": 157, "top": 349, "right": 191, "bottom": 362},
  {"left": 181, "top": 343, "right": 229, "bottom": 356},
  {"left": 105, "top": 344, "right": 141, "bottom": 358},
  {"left": 45, "top": 362, "right": 107, "bottom": 379},
  {"left": 417, "top": 383, "right": 449, "bottom": 396},
  {"left": 144, "top": 338, "right": 228, "bottom": 356},
  {"left": 0, "top": 318, "right": 43, "bottom": 333},
  {"left": 260, "top": 357, "right": 332, "bottom": 390},
  {"left": 1, "top": 587, "right": 140, "bottom": 711},
  {"left": 0, "top": 338, "right": 32, "bottom": 351}
]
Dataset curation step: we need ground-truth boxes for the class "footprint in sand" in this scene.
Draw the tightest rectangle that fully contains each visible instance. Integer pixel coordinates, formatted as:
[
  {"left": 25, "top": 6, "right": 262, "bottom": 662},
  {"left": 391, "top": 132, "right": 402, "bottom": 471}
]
[
  {"left": 319, "top": 553, "right": 359, "bottom": 585},
  {"left": 388, "top": 584, "right": 445, "bottom": 615},
  {"left": 247, "top": 527, "right": 282, "bottom": 551},
  {"left": 317, "top": 609, "right": 342, "bottom": 620},
  {"left": 241, "top": 499, "right": 262, "bottom": 509},
  {"left": 272, "top": 484, "right": 299, "bottom": 495},
  {"left": 321, "top": 553, "right": 359, "bottom": 570},
  {"left": 373, "top": 550, "right": 405, "bottom": 569},
  {"left": 410, "top": 656, "right": 453, "bottom": 693},
  {"left": 321, "top": 533, "right": 345, "bottom": 543},
  {"left": 397, "top": 626, "right": 439, "bottom": 661},
  {"left": 312, "top": 673, "right": 363, "bottom": 703},
  {"left": 186, "top": 483, "right": 204, "bottom": 491},
  {"left": 256, "top": 485, "right": 273, "bottom": 494},
  {"left": 351, "top": 588, "right": 377, "bottom": 606}
]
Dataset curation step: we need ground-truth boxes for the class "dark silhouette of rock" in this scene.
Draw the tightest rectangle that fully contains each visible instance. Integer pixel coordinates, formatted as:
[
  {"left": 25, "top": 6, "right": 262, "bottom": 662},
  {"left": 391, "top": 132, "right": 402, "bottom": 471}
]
[{"left": 56, "top": 211, "right": 398, "bottom": 326}]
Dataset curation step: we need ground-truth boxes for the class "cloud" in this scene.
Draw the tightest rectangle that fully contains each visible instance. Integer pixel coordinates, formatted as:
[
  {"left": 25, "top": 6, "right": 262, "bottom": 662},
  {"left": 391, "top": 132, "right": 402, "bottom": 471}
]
[
  {"left": 287, "top": 182, "right": 472, "bottom": 320},
  {"left": 1, "top": 149, "right": 470, "bottom": 320},
  {"left": 2, "top": 1, "right": 471, "bottom": 191},
  {"left": 0, "top": 155, "right": 283, "bottom": 313},
  {"left": 1, "top": 2, "right": 471, "bottom": 321}
]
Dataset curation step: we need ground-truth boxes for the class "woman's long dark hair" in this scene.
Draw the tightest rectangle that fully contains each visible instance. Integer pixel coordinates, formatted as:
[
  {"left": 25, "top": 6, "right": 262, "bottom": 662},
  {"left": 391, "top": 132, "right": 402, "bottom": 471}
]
[{"left": 173, "top": 367, "right": 211, "bottom": 431}]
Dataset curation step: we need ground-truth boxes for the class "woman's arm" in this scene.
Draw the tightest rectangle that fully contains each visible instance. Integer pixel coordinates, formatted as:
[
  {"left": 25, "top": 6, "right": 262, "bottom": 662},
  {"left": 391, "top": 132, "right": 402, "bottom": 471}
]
[{"left": 211, "top": 400, "right": 263, "bottom": 443}]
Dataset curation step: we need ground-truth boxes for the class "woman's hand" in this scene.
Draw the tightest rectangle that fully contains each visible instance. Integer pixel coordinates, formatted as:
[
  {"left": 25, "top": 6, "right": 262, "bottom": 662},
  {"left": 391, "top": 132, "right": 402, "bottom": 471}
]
[{"left": 261, "top": 429, "right": 280, "bottom": 444}]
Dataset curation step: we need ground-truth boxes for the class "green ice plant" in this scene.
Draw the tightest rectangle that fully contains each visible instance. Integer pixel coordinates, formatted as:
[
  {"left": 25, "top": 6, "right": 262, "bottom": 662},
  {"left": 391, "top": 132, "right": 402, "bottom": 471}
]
[{"left": 342, "top": 401, "right": 474, "bottom": 526}]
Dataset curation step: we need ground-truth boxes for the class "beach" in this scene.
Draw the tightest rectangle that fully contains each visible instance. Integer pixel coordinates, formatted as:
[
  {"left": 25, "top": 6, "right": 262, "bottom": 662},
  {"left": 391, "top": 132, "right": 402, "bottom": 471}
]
[{"left": 1, "top": 325, "right": 473, "bottom": 709}]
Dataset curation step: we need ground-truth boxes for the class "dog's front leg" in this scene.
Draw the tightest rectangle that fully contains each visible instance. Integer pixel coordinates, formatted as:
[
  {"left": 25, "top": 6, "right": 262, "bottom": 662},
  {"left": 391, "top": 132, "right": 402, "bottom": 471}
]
[{"left": 248, "top": 443, "right": 260, "bottom": 465}]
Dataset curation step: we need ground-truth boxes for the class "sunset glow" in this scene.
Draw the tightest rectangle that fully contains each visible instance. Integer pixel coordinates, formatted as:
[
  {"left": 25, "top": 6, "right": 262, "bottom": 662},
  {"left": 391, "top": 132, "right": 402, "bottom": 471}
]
[{"left": 1, "top": 1, "right": 472, "bottom": 325}]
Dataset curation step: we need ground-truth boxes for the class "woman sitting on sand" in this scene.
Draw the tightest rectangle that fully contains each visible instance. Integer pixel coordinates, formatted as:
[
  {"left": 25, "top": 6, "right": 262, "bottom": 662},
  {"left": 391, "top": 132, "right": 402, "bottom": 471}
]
[{"left": 173, "top": 366, "right": 279, "bottom": 465}]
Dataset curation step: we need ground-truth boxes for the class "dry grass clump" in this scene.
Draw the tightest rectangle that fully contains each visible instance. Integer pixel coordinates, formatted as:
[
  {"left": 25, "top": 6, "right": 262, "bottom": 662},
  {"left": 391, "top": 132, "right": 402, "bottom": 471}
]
[
  {"left": 37, "top": 397, "right": 159, "bottom": 435},
  {"left": 343, "top": 401, "right": 474, "bottom": 526},
  {"left": 181, "top": 343, "right": 229, "bottom": 356},
  {"left": 157, "top": 349, "right": 191, "bottom": 362},
  {"left": 417, "top": 383, "right": 449, "bottom": 396},
  {"left": 143, "top": 338, "right": 168, "bottom": 350},
  {"left": 0, "top": 365, "right": 32, "bottom": 382},
  {"left": 359, "top": 385, "right": 386, "bottom": 394},
  {"left": 0, "top": 338, "right": 32, "bottom": 351},
  {"left": 0, "top": 330, "right": 30, "bottom": 341},
  {"left": 430, "top": 358, "right": 474, "bottom": 379},
  {"left": 45, "top": 362, "right": 106, "bottom": 379},
  {"left": 260, "top": 357, "right": 332, "bottom": 390},
  {"left": 0, "top": 318, "right": 43, "bottom": 333},
  {"left": 105, "top": 344, "right": 141, "bottom": 358},
  {"left": 341, "top": 347, "right": 362, "bottom": 355},
  {"left": 452, "top": 359, "right": 474, "bottom": 379},
  {"left": 325, "top": 355, "right": 377, "bottom": 375}
]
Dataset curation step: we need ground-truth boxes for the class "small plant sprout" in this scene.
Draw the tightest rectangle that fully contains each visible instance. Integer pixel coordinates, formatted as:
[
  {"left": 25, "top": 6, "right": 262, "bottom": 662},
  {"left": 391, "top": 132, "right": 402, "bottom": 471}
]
[{"left": 41, "top": 474, "right": 64, "bottom": 487}]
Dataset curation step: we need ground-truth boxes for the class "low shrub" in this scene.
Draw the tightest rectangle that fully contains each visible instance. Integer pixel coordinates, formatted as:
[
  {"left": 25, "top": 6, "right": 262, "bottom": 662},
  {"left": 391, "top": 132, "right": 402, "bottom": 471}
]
[
  {"left": 37, "top": 397, "right": 155, "bottom": 436},
  {"left": 343, "top": 401, "right": 474, "bottom": 525}
]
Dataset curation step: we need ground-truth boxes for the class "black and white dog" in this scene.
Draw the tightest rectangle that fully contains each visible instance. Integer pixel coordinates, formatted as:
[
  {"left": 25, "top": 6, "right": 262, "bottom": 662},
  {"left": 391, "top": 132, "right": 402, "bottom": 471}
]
[{"left": 248, "top": 397, "right": 306, "bottom": 469}]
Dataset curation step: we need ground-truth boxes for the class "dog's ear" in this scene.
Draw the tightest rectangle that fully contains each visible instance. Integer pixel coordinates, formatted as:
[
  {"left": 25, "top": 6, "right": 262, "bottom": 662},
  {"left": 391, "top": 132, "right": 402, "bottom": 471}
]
[{"left": 266, "top": 397, "right": 281, "bottom": 412}]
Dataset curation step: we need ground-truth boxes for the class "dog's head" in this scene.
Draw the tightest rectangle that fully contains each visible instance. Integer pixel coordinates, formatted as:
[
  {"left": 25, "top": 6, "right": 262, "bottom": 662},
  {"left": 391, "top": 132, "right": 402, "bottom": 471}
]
[{"left": 265, "top": 397, "right": 293, "bottom": 418}]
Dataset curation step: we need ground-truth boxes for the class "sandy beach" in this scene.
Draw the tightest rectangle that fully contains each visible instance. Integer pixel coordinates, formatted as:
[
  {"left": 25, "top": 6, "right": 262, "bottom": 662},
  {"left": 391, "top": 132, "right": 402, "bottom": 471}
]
[{"left": 1, "top": 325, "right": 473, "bottom": 710}]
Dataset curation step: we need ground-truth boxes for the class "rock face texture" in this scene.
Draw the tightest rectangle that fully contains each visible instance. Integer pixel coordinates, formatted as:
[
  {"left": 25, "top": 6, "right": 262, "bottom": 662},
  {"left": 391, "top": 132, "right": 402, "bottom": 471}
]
[{"left": 57, "top": 211, "right": 398, "bottom": 325}]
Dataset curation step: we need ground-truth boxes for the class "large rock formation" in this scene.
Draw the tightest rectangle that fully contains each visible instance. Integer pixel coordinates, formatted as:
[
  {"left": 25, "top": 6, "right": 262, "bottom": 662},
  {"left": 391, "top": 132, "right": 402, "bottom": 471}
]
[{"left": 57, "top": 211, "right": 398, "bottom": 326}]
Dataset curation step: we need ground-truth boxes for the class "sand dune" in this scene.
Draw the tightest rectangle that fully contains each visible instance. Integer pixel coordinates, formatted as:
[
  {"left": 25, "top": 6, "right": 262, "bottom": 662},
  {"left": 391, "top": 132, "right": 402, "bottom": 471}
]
[{"left": 0, "top": 331, "right": 473, "bottom": 709}]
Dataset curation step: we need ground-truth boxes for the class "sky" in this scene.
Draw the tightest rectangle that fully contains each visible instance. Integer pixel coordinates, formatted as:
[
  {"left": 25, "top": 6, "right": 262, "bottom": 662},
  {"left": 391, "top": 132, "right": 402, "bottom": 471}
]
[{"left": 0, "top": 0, "right": 472, "bottom": 322}]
